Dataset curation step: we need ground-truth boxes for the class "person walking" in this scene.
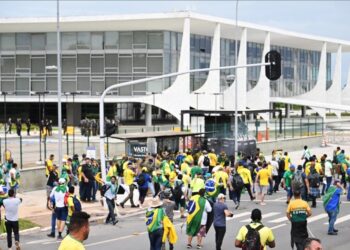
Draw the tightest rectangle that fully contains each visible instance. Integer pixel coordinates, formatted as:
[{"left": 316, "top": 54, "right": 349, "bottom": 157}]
[
  {"left": 236, "top": 161, "right": 255, "bottom": 201},
  {"left": 65, "top": 186, "right": 82, "bottom": 234},
  {"left": 25, "top": 118, "right": 31, "bottom": 136},
  {"left": 286, "top": 183, "right": 312, "bottom": 250},
  {"left": 213, "top": 193, "right": 233, "bottom": 250},
  {"left": 136, "top": 167, "right": 152, "bottom": 208},
  {"left": 281, "top": 165, "right": 296, "bottom": 204},
  {"left": 7, "top": 117, "right": 12, "bottom": 134},
  {"left": 15, "top": 118, "right": 22, "bottom": 136},
  {"left": 103, "top": 176, "right": 119, "bottom": 225},
  {"left": 235, "top": 208, "right": 275, "bottom": 250},
  {"left": 50, "top": 178, "right": 68, "bottom": 240},
  {"left": 3, "top": 189, "right": 22, "bottom": 250},
  {"left": 59, "top": 211, "right": 91, "bottom": 250},
  {"left": 323, "top": 179, "right": 343, "bottom": 235},
  {"left": 162, "top": 189, "right": 175, "bottom": 250},
  {"left": 255, "top": 163, "right": 271, "bottom": 205},
  {"left": 307, "top": 165, "right": 320, "bottom": 208},
  {"left": 146, "top": 198, "right": 166, "bottom": 250},
  {"left": 120, "top": 163, "right": 137, "bottom": 208}
]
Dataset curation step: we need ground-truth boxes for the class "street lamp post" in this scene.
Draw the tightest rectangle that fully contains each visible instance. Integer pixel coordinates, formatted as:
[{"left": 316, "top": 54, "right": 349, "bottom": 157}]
[
  {"left": 65, "top": 91, "right": 82, "bottom": 156},
  {"left": 99, "top": 62, "right": 270, "bottom": 181}
]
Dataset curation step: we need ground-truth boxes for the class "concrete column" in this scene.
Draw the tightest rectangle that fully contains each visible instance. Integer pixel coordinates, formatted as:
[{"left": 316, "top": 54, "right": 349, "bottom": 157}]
[
  {"left": 285, "top": 104, "right": 290, "bottom": 118},
  {"left": 66, "top": 103, "right": 81, "bottom": 126},
  {"left": 145, "top": 104, "right": 152, "bottom": 126},
  {"left": 301, "top": 106, "right": 306, "bottom": 117}
]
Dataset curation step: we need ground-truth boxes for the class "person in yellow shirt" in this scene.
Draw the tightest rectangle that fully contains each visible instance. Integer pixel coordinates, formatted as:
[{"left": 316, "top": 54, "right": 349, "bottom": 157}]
[
  {"left": 120, "top": 164, "right": 137, "bottom": 208},
  {"left": 255, "top": 163, "right": 271, "bottom": 205},
  {"left": 185, "top": 150, "right": 194, "bottom": 165},
  {"left": 46, "top": 154, "right": 55, "bottom": 177},
  {"left": 237, "top": 162, "right": 255, "bottom": 200},
  {"left": 181, "top": 160, "right": 191, "bottom": 176},
  {"left": 66, "top": 186, "right": 81, "bottom": 234},
  {"left": 305, "top": 158, "right": 323, "bottom": 176},
  {"left": 284, "top": 152, "right": 291, "bottom": 171},
  {"left": 107, "top": 161, "right": 117, "bottom": 181},
  {"left": 59, "top": 211, "right": 90, "bottom": 250},
  {"left": 208, "top": 149, "right": 218, "bottom": 173},
  {"left": 235, "top": 208, "right": 275, "bottom": 250},
  {"left": 213, "top": 167, "right": 229, "bottom": 195}
]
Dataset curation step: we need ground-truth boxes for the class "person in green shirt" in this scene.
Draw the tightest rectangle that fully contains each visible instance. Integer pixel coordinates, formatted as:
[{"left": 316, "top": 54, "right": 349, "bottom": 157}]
[{"left": 281, "top": 165, "right": 295, "bottom": 204}]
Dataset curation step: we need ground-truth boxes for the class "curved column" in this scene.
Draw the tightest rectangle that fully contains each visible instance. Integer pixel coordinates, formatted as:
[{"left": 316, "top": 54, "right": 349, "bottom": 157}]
[
  {"left": 341, "top": 66, "right": 350, "bottom": 105},
  {"left": 326, "top": 45, "right": 342, "bottom": 118},
  {"left": 104, "top": 17, "right": 191, "bottom": 121},
  {"left": 223, "top": 27, "right": 247, "bottom": 111},
  {"left": 294, "top": 42, "right": 327, "bottom": 118},
  {"left": 190, "top": 23, "right": 221, "bottom": 110},
  {"left": 247, "top": 31, "right": 270, "bottom": 121}
]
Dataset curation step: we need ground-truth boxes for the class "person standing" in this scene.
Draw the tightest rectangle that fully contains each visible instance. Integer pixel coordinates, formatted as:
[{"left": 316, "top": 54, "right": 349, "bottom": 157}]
[
  {"left": 162, "top": 189, "right": 176, "bottom": 250},
  {"left": 62, "top": 119, "right": 67, "bottom": 135},
  {"left": 7, "top": 117, "right": 12, "bottom": 134},
  {"left": 59, "top": 211, "right": 90, "bottom": 250},
  {"left": 286, "top": 184, "right": 312, "bottom": 250},
  {"left": 16, "top": 118, "right": 22, "bottom": 136},
  {"left": 324, "top": 155, "right": 333, "bottom": 193},
  {"left": 81, "top": 158, "right": 94, "bottom": 202},
  {"left": 3, "top": 189, "right": 22, "bottom": 250},
  {"left": 323, "top": 179, "right": 343, "bottom": 235},
  {"left": 25, "top": 118, "right": 31, "bottom": 136},
  {"left": 235, "top": 209, "right": 276, "bottom": 250},
  {"left": 281, "top": 165, "right": 296, "bottom": 204},
  {"left": 103, "top": 176, "right": 119, "bottom": 225},
  {"left": 65, "top": 186, "right": 82, "bottom": 235},
  {"left": 213, "top": 193, "right": 233, "bottom": 250},
  {"left": 50, "top": 178, "right": 69, "bottom": 239},
  {"left": 146, "top": 198, "right": 166, "bottom": 250},
  {"left": 307, "top": 165, "right": 320, "bottom": 208}
]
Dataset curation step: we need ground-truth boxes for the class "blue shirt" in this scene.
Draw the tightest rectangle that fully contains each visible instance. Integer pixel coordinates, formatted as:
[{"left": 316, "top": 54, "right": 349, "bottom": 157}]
[
  {"left": 213, "top": 202, "right": 228, "bottom": 227},
  {"left": 136, "top": 173, "right": 152, "bottom": 189},
  {"left": 325, "top": 188, "right": 342, "bottom": 212}
]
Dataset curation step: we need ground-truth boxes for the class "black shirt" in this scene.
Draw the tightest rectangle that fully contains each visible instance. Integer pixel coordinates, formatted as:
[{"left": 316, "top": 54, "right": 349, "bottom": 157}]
[
  {"left": 82, "top": 164, "right": 95, "bottom": 181},
  {"left": 47, "top": 170, "right": 59, "bottom": 187}
]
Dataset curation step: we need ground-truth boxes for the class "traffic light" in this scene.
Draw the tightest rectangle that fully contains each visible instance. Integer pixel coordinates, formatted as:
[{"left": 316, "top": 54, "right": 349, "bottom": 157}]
[
  {"left": 265, "top": 50, "right": 281, "bottom": 81},
  {"left": 105, "top": 122, "right": 116, "bottom": 137}
]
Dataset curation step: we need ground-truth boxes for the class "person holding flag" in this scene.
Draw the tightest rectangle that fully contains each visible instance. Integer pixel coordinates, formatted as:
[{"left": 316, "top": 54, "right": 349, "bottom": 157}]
[{"left": 186, "top": 188, "right": 212, "bottom": 249}]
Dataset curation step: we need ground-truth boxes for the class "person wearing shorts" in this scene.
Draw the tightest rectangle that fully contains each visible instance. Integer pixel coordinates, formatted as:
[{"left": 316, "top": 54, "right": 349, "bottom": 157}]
[
  {"left": 255, "top": 163, "right": 271, "bottom": 206},
  {"left": 196, "top": 198, "right": 212, "bottom": 249},
  {"left": 50, "top": 178, "right": 68, "bottom": 240}
]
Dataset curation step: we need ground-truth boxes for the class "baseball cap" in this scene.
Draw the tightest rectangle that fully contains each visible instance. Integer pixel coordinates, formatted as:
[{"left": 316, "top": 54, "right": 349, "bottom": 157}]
[
  {"left": 218, "top": 193, "right": 226, "bottom": 199},
  {"left": 58, "top": 178, "right": 66, "bottom": 184}
]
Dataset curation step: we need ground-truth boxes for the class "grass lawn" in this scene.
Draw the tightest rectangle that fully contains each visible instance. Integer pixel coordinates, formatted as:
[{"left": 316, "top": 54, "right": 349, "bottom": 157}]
[{"left": 0, "top": 218, "right": 39, "bottom": 234}]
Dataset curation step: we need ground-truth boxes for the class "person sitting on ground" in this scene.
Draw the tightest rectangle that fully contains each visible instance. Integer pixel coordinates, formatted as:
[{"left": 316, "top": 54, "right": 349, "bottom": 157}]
[{"left": 235, "top": 208, "right": 275, "bottom": 250}]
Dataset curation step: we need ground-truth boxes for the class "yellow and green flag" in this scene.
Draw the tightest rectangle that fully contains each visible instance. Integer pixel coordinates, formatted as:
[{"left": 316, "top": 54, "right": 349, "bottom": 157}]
[{"left": 186, "top": 194, "right": 206, "bottom": 236}]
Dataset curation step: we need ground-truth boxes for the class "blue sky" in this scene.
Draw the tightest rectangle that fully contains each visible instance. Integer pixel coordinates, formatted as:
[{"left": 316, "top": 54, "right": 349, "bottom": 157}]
[{"left": 1, "top": 0, "right": 349, "bottom": 85}]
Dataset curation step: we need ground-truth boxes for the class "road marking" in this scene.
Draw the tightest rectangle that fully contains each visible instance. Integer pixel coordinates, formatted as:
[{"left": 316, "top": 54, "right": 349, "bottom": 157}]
[
  {"left": 240, "top": 212, "right": 280, "bottom": 223},
  {"left": 26, "top": 239, "right": 53, "bottom": 245},
  {"left": 274, "top": 197, "right": 287, "bottom": 201},
  {"left": 308, "top": 213, "right": 328, "bottom": 223},
  {"left": 227, "top": 211, "right": 251, "bottom": 221},
  {"left": 270, "top": 223, "right": 287, "bottom": 230},
  {"left": 269, "top": 216, "right": 289, "bottom": 223},
  {"left": 324, "top": 214, "right": 350, "bottom": 225},
  {"left": 84, "top": 222, "right": 183, "bottom": 247}
]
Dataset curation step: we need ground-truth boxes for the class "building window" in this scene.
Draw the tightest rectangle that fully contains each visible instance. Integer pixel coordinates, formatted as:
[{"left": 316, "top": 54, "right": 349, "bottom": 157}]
[
  {"left": 16, "top": 33, "right": 31, "bottom": 50},
  {"left": 119, "top": 32, "right": 133, "bottom": 50},
  {"left": 91, "top": 32, "right": 104, "bottom": 50},
  {"left": 133, "top": 31, "right": 147, "bottom": 49},
  {"left": 16, "top": 78, "right": 30, "bottom": 92},
  {"left": 77, "top": 54, "right": 90, "bottom": 69},
  {"left": 91, "top": 57, "right": 104, "bottom": 73},
  {"left": 0, "top": 33, "right": 15, "bottom": 51},
  {"left": 62, "top": 57, "right": 76, "bottom": 74},
  {"left": 148, "top": 32, "right": 163, "bottom": 49},
  {"left": 147, "top": 57, "right": 162, "bottom": 73},
  {"left": 1, "top": 57, "right": 15, "bottom": 74},
  {"left": 77, "top": 32, "right": 91, "bottom": 49},
  {"left": 104, "top": 32, "right": 118, "bottom": 49},
  {"left": 16, "top": 55, "right": 30, "bottom": 69},
  {"left": 119, "top": 57, "right": 132, "bottom": 73},
  {"left": 31, "top": 33, "right": 46, "bottom": 50},
  {"left": 46, "top": 32, "right": 57, "bottom": 50},
  {"left": 31, "top": 57, "right": 45, "bottom": 74},
  {"left": 62, "top": 32, "right": 77, "bottom": 50}
]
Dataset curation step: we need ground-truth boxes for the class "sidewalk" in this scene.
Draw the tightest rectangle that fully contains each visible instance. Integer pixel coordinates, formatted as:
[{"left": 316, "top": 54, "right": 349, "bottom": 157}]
[{"left": 5, "top": 188, "right": 151, "bottom": 230}]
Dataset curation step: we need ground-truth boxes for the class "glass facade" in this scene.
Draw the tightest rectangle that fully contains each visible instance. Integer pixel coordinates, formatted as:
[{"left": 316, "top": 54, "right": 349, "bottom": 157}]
[{"left": 0, "top": 30, "right": 332, "bottom": 99}]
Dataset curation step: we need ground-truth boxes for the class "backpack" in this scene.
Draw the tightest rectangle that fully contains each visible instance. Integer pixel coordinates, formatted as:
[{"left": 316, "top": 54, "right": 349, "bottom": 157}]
[
  {"left": 232, "top": 173, "right": 244, "bottom": 190},
  {"left": 292, "top": 171, "right": 304, "bottom": 189},
  {"left": 173, "top": 181, "right": 184, "bottom": 200},
  {"left": 203, "top": 156, "right": 210, "bottom": 167},
  {"left": 243, "top": 224, "right": 264, "bottom": 250},
  {"left": 137, "top": 174, "right": 146, "bottom": 186},
  {"left": 308, "top": 172, "right": 320, "bottom": 188},
  {"left": 72, "top": 195, "right": 82, "bottom": 212},
  {"left": 100, "top": 184, "right": 111, "bottom": 197},
  {"left": 278, "top": 160, "right": 285, "bottom": 174}
]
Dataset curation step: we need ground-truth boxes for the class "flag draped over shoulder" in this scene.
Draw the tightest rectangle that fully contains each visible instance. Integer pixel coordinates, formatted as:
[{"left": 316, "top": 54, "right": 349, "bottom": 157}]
[
  {"left": 186, "top": 194, "right": 206, "bottom": 236},
  {"left": 323, "top": 186, "right": 338, "bottom": 211}
]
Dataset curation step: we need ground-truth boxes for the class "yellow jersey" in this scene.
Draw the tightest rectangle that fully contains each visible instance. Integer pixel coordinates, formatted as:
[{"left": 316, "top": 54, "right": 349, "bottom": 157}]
[
  {"left": 214, "top": 171, "right": 229, "bottom": 189},
  {"left": 59, "top": 235, "right": 85, "bottom": 250},
  {"left": 257, "top": 168, "right": 270, "bottom": 186},
  {"left": 123, "top": 168, "right": 135, "bottom": 186},
  {"left": 237, "top": 166, "right": 252, "bottom": 184},
  {"left": 236, "top": 223, "right": 275, "bottom": 250}
]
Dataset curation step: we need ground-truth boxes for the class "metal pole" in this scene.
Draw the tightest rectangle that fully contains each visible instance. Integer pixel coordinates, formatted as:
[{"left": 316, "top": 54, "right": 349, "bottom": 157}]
[
  {"left": 275, "top": 118, "right": 277, "bottom": 140},
  {"left": 307, "top": 117, "right": 310, "bottom": 136},
  {"left": 107, "top": 137, "right": 109, "bottom": 159},
  {"left": 39, "top": 94, "right": 42, "bottom": 162},
  {"left": 87, "top": 132, "right": 90, "bottom": 147},
  {"left": 314, "top": 117, "right": 317, "bottom": 135},
  {"left": 44, "top": 135, "right": 47, "bottom": 161},
  {"left": 292, "top": 118, "right": 294, "bottom": 138},
  {"left": 0, "top": 137, "right": 1, "bottom": 162},
  {"left": 234, "top": 0, "right": 239, "bottom": 160},
  {"left": 4, "top": 94, "right": 7, "bottom": 151},
  {"left": 66, "top": 133, "right": 69, "bottom": 155},
  {"left": 300, "top": 118, "right": 302, "bottom": 137},
  {"left": 73, "top": 94, "right": 75, "bottom": 155},
  {"left": 20, "top": 135, "right": 23, "bottom": 169},
  {"left": 56, "top": 0, "right": 63, "bottom": 168}
]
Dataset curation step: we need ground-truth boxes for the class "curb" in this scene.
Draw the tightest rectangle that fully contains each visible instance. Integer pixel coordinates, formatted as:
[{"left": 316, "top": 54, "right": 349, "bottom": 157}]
[{"left": 0, "top": 226, "right": 41, "bottom": 238}]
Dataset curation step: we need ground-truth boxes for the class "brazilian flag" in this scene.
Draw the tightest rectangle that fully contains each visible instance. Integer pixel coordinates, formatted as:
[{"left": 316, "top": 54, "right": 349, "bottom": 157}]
[
  {"left": 146, "top": 208, "right": 165, "bottom": 233},
  {"left": 323, "top": 186, "right": 339, "bottom": 213},
  {"left": 186, "top": 194, "right": 206, "bottom": 236}
]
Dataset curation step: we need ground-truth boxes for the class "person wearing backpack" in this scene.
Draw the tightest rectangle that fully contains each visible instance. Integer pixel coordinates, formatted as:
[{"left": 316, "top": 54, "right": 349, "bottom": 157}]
[
  {"left": 102, "top": 176, "right": 119, "bottom": 225},
  {"left": 136, "top": 167, "right": 152, "bottom": 208},
  {"left": 235, "top": 208, "right": 275, "bottom": 250},
  {"left": 229, "top": 168, "right": 245, "bottom": 210},
  {"left": 307, "top": 166, "right": 320, "bottom": 208},
  {"left": 198, "top": 150, "right": 210, "bottom": 176},
  {"left": 65, "top": 186, "right": 82, "bottom": 234},
  {"left": 292, "top": 165, "right": 309, "bottom": 201},
  {"left": 286, "top": 183, "right": 312, "bottom": 250},
  {"left": 173, "top": 174, "right": 187, "bottom": 218},
  {"left": 237, "top": 161, "right": 255, "bottom": 201}
]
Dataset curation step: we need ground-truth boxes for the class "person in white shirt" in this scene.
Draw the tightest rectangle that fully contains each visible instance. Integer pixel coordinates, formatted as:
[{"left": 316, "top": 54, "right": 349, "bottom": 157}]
[
  {"left": 196, "top": 188, "right": 212, "bottom": 249},
  {"left": 3, "top": 188, "right": 22, "bottom": 250},
  {"left": 198, "top": 150, "right": 210, "bottom": 175},
  {"left": 323, "top": 154, "right": 333, "bottom": 192},
  {"left": 269, "top": 158, "right": 280, "bottom": 192},
  {"left": 50, "top": 178, "right": 68, "bottom": 240}
]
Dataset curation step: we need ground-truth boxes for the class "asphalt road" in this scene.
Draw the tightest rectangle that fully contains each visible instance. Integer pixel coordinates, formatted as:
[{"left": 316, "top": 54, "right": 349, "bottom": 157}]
[{"left": 4, "top": 191, "right": 350, "bottom": 250}]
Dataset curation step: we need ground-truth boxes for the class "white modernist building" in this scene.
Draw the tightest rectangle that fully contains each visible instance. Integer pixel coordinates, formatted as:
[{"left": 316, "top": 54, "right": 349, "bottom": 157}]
[{"left": 0, "top": 11, "right": 350, "bottom": 125}]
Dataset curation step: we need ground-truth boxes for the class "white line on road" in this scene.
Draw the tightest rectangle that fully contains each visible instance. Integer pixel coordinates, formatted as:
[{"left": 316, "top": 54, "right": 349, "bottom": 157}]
[
  {"left": 308, "top": 213, "right": 328, "bottom": 223},
  {"left": 227, "top": 211, "right": 251, "bottom": 221},
  {"left": 270, "top": 223, "right": 287, "bottom": 230},
  {"left": 269, "top": 216, "right": 289, "bottom": 223},
  {"left": 240, "top": 212, "right": 280, "bottom": 223},
  {"left": 324, "top": 214, "right": 350, "bottom": 225},
  {"left": 26, "top": 239, "right": 53, "bottom": 245}
]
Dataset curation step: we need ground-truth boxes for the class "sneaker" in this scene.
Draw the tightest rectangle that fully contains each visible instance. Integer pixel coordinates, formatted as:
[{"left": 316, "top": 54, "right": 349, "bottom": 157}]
[
  {"left": 57, "top": 235, "right": 63, "bottom": 240},
  {"left": 120, "top": 203, "right": 125, "bottom": 209},
  {"left": 112, "top": 220, "right": 119, "bottom": 225},
  {"left": 235, "top": 202, "right": 240, "bottom": 210},
  {"left": 47, "top": 233, "right": 55, "bottom": 238},
  {"left": 15, "top": 241, "right": 20, "bottom": 250},
  {"left": 260, "top": 202, "right": 266, "bottom": 206},
  {"left": 197, "top": 244, "right": 202, "bottom": 249},
  {"left": 333, "top": 229, "right": 339, "bottom": 233},
  {"left": 328, "top": 232, "right": 338, "bottom": 235},
  {"left": 187, "top": 244, "right": 192, "bottom": 249}
]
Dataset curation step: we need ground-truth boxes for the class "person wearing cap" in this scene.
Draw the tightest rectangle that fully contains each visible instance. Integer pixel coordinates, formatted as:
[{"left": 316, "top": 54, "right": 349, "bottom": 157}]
[
  {"left": 213, "top": 193, "right": 233, "bottom": 250},
  {"left": 137, "top": 167, "right": 152, "bottom": 208},
  {"left": 49, "top": 178, "right": 69, "bottom": 239},
  {"left": 235, "top": 208, "right": 275, "bottom": 250},
  {"left": 323, "top": 179, "right": 344, "bottom": 235},
  {"left": 286, "top": 182, "right": 312, "bottom": 250},
  {"left": 146, "top": 197, "right": 166, "bottom": 250},
  {"left": 281, "top": 164, "right": 296, "bottom": 204},
  {"left": 255, "top": 163, "right": 271, "bottom": 206}
]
